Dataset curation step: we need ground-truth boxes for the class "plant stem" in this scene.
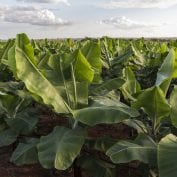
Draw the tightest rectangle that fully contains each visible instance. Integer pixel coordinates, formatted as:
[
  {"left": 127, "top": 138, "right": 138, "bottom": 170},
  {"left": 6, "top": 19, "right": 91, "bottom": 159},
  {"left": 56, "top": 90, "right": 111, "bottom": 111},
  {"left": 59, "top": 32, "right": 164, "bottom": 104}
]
[
  {"left": 149, "top": 169, "right": 157, "bottom": 177},
  {"left": 72, "top": 120, "right": 78, "bottom": 129}
]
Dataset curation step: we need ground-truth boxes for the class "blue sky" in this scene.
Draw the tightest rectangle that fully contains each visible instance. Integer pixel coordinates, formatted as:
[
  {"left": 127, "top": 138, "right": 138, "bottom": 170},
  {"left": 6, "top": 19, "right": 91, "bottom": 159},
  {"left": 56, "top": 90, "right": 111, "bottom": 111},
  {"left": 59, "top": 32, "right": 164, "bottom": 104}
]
[{"left": 0, "top": 0, "right": 177, "bottom": 39}]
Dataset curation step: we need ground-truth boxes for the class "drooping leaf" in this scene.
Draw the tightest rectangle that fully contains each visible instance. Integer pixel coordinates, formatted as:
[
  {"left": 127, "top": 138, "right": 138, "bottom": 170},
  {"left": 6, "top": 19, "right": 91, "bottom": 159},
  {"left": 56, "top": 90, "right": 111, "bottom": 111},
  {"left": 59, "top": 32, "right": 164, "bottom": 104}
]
[
  {"left": 10, "top": 138, "right": 39, "bottom": 165},
  {"left": 5, "top": 108, "right": 38, "bottom": 135},
  {"left": 73, "top": 105, "right": 138, "bottom": 126},
  {"left": 92, "top": 78, "right": 125, "bottom": 96},
  {"left": 14, "top": 33, "right": 70, "bottom": 114},
  {"left": 158, "top": 134, "right": 177, "bottom": 177},
  {"left": 0, "top": 129, "right": 18, "bottom": 147},
  {"left": 122, "top": 119, "right": 147, "bottom": 134},
  {"left": 90, "top": 96, "right": 140, "bottom": 117},
  {"left": 37, "top": 126, "right": 85, "bottom": 170},
  {"left": 106, "top": 134, "right": 157, "bottom": 164}
]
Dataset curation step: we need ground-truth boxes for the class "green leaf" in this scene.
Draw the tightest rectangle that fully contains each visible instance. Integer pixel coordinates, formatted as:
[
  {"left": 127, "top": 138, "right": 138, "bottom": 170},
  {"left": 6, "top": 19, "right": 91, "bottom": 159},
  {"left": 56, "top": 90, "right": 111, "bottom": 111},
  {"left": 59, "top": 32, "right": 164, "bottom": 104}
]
[
  {"left": 0, "top": 39, "right": 14, "bottom": 61},
  {"left": 39, "top": 52, "right": 89, "bottom": 109},
  {"left": 91, "top": 137, "right": 117, "bottom": 152},
  {"left": 81, "top": 40, "right": 102, "bottom": 82},
  {"left": 14, "top": 33, "right": 70, "bottom": 114},
  {"left": 131, "top": 44, "right": 146, "bottom": 66},
  {"left": 170, "top": 86, "right": 177, "bottom": 128},
  {"left": 158, "top": 134, "right": 177, "bottom": 177},
  {"left": 159, "top": 78, "right": 171, "bottom": 96},
  {"left": 121, "top": 67, "right": 141, "bottom": 100},
  {"left": 37, "top": 126, "right": 85, "bottom": 170},
  {"left": 10, "top": 138, "right": 39, "bottom": 165},
  {"left": 16, "top": 33, "right": 37, "bottom": 65},
  {"left": 160, "top": 43, "right": 168, "bottom": 53},
  {"left": 0, "top": 94, "right": 21, "bottom": 118},
  {"left": 106, "top": 134, "right": 157, "bottom": 164},
  {"left": 156, "top": 49, "right": 177, "bottom": 94},
  {"left": 5, "top": 108, "right": 38, "bottom": 135},
  {"left": 90, "top": 96, "right": 140, "bottom": 117},
  {"left": 6, "top": 45, "right": 17, "bottom": 78},
  {"left": 133, "top": 86, "right": 170, "bottom": 122},
  {"left": 57, "top": 81, "right": 88, "bottom": 109},
  {"left": 92, "top": 78, "right": 125, "bottom": 96},
  {"left": 78, "top": 155, "right": 115, "bottom": 177},
  {"left": 43, "top": 53, "right": 69, "bottom": 85},
  {"left": 73, "top": 105, "right": 138, "bottom": 126},
  {"left": 0, "top": 81, "right": 23, "bottom": 94},
  {"left": 82, "top": 41, "right": 102, "bottom": 71},
  {"left": 111, "top": 47, "right": 133, "bottom": 66},
  {"left": 0, "top": 129, "right": 18, "bottom": 147},
  {"left": 37, "top": 52, "right": 50, "bottom": 69},
  {"left": 74, "top": 50, "right": 94, "bottom": 83},
  {"left": 122, "top": 119, "right": 147, "bottom": 134},
  {"left": 156, "top": 49, "right": 177, "bottom": 86}
]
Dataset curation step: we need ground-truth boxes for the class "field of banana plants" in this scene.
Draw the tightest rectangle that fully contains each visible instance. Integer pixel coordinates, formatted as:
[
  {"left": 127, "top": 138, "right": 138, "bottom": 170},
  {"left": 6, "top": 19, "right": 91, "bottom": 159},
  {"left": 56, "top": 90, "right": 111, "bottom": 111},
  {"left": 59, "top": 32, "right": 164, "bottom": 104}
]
[{"left": 1, "top": 34, "right": 177, "bottom": 177}]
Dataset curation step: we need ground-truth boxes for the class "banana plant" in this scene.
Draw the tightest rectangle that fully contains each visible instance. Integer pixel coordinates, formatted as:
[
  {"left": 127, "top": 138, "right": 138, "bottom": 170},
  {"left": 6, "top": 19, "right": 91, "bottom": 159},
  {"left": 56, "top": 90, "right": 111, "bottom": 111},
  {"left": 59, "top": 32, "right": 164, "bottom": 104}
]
[
  {"left": 2, "top": 33, "right": 124, "bottom": 176},
  {"left": 7, "top": 34, "right": 147, "bottom": 176},
  {"left": 0, "top": 81, "right": 39, "bottom": 165},
  {"left": 97, "top": 49, "right": 177, "bottom": 177},
  {"left": 2, "top": 33, "right": 177, "bottom": 177},
  {"left": 4, "top": 34, "right": 90, "bottom": 173}
]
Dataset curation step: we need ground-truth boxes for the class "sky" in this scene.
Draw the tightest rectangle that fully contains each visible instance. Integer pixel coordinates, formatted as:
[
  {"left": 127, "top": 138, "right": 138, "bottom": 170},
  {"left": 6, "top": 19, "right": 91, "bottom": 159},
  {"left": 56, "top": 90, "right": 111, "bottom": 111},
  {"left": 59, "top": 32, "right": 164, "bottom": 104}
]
[{"left": 0, "top": 0, "right": 177, "bottom": 39}]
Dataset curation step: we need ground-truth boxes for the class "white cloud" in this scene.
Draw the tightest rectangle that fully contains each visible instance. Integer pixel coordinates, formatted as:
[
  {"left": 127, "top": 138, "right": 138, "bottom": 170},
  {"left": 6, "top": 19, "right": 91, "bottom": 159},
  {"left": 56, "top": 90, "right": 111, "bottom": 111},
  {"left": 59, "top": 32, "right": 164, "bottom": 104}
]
[
  {"left": 98, "top": 0, "right": 177, "bottom": 9},
  {"left": 0, "top": 5, "right": 69, "bottom": 26},
  {"left": 99, "top": 16, "right": 159, "bottom": 29},
  {"left": 16, "top": 0, "right": 70, "bottom": 6}
]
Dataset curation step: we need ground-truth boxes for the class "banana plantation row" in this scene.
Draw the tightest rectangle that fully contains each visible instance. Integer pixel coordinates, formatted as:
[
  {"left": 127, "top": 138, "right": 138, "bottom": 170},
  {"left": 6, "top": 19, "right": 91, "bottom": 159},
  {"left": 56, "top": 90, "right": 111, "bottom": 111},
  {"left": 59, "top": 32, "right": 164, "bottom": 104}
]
[{"left": 0, "top": 34, "right": 177, "bottom": 177}]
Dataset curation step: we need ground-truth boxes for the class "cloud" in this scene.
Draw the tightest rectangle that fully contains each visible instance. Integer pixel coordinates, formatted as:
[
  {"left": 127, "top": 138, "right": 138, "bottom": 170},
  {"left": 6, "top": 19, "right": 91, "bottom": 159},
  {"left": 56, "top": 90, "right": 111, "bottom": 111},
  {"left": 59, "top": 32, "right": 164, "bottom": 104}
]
[
  {"left": 98, "top": 0, "right": 177, "bottom": 9},
  {"left": 16, "top": 0, "right": 70, "bottom": 6},
  {"left": 0, "top": 5, "right": 69, "bottom": 26},
  {"left": 99, "top": 16, "right": 158, "bottom": 29}
]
